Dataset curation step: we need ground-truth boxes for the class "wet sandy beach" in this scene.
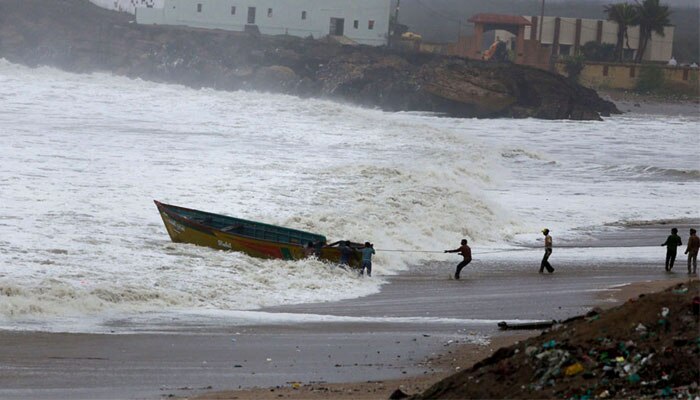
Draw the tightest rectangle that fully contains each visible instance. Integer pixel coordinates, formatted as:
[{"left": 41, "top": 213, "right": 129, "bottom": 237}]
[
  {"left": 1, "top": 219, "right": 697, "bottom": 399},
  {"left": 0, "top": 248, "right": 694, "bottom": 400}
]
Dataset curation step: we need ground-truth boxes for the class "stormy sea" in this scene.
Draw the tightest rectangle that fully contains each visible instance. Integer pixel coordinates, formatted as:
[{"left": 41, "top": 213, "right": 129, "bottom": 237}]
[{"left": 1, "top": 59, "right": 698, "bottom": 333}]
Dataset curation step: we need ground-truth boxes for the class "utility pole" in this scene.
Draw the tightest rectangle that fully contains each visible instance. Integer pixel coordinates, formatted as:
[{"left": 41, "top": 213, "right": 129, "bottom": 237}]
[
  {"left": 538, "top": 0, "right": 545, "bottom": 43},
  {"left": 395, "top": 0, "right": 400, "bottom": 25},
  {"left": 389, "top": 0, "right": 400, "bottom": 48}
]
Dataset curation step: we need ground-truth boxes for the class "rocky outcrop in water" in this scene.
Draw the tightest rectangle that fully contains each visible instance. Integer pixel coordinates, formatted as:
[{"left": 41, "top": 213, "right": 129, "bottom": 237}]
[{"left": 0, "top": 0, "right": 619, "bottom": 120}]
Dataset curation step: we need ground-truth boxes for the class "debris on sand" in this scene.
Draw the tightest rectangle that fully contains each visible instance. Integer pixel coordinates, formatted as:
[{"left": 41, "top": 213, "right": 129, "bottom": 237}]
[{"left": 413, "top": 281, "right": 699, "bottom": 399}]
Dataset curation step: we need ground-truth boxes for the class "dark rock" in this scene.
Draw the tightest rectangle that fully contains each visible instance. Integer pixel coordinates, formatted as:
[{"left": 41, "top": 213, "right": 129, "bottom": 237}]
[{"left": 389, "top": 388, "right": 409, "bottom": 399}]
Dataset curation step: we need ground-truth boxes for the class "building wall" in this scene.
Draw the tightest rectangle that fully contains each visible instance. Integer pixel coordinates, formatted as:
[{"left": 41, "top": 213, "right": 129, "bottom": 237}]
[
  {"left": 555, "top": 62, "right": 699, "bottom": 92},
  {"left": 579, "top": 19, "right": 599, "bottom": 45},
  {"left": 514, "top": 16, "right": 674, "bottom": 62},
  {"left": 136, "top": 0, "right": 390, "bottom": 46}
]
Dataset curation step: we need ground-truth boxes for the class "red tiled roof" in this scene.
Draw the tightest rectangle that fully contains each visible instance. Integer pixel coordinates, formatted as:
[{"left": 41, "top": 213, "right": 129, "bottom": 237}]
[{"left": 468, "top": 14, "right": 531, "bottom": 26}]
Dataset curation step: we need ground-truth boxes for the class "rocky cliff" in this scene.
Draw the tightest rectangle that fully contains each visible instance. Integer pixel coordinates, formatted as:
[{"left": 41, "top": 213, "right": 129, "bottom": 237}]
[{"left": 0, "top": 0, "right": 619, "bottom": 120}]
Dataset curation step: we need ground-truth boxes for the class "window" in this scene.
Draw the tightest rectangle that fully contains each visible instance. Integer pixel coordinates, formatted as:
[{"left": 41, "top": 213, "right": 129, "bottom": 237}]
[
  {"left": 197, "top": 3, "right": 202, "bottom": 12},
  {"left": 267, "top": 8, "right": 272, "bottom": 17},
  {"left": 353, "top": 20, "right": 358, "bottom": 29},
  {"left": 231, "top": 6, "right": 236, "bottom": 15},
  {"left": 368, "top": 20, "right": 375, "bottom": 30},
  {"left": 301, "top": 11, "right": 307, "bottom": 20}
]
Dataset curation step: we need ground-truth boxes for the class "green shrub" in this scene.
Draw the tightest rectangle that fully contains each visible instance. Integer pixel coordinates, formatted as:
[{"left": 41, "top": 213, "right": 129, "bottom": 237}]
[
  {"left": 581, "top": 41, "right": 615, "bottom": 62},
  {"left": 562, "top": 55, "right": 585, "bottom": 82},
  {"left": 636, "top": 65, "right": 665, "bottom": 92}
]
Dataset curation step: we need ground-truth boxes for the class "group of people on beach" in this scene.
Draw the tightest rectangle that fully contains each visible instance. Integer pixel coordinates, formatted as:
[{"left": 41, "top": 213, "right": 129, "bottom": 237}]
[
  {"left": 443, "top": 228, "right": 553, "bottom": 279},
  {"left": 662, "top": 228, "right": 699, "bottom": 274},
  {"left": 307, "top": 240, "right": 376, "bottom": 277},
  {"left": 315, "top": 226, "right": 699, "bottom": 280},
  {"left": 443, "top": 227, "right": 699, "bottom": 279}
]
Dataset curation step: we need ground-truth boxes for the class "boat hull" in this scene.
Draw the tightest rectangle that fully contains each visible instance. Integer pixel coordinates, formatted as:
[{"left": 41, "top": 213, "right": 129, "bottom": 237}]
[{"left": 155, "top": 201, "right": 361, "bottom": 267}]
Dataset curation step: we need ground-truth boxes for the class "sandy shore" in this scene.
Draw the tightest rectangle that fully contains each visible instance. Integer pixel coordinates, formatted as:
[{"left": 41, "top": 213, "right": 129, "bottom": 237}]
[
  {"left": 193, "top": 277, "right": 693, "bottom": 400},
  {"left": 1, "top": 254, "right": 691, "bottom": 400}
]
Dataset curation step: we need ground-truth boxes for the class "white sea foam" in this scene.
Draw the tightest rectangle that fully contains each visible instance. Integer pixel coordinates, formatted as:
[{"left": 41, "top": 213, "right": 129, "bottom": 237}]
[{"left": 0, "top": 60, "right": 697, "bottom": 331}]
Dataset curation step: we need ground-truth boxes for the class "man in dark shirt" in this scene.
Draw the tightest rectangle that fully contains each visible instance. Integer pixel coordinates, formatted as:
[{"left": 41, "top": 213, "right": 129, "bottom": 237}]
[
  {"left": 685, "top": 228, "right": 699, "bottom": 274},
  {"left": 661, "top": 228, "right": 683, "bottom": 271},
  {"left": 445, "top": 239, "right": 472, "bottom": 280},
  {"left": 338, "top": 241, "right": 354, "bottom": 270}
]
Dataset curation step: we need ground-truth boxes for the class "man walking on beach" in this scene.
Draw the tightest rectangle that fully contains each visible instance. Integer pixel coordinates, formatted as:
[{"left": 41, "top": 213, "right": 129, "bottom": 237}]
[
  {"left": 359, "top": 242, "right": 375, "bottom": 277},
  {"left": 685, "top": 228, "right": 699, "bottom": 275},
  {"left": 539, "top": 229, "right": 554, "bottom": 274},
  {"left": 661, "top": 228, "right": 683, "bottom": 271},
  {"left": 445, "top": 239, "right": 472, "bottom": 280}
]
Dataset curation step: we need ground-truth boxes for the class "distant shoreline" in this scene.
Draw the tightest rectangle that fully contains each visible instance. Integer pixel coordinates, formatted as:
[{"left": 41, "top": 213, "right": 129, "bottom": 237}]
[{"left": 599, "top": 89, "right": 699, "bottom": 117}]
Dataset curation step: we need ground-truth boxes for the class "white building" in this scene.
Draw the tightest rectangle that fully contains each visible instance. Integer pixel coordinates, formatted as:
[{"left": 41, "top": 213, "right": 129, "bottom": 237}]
[
  {"left": 496, "top": 16, "right": 673, "bottom": 62},
  {"left": 135, "top": 0, "right": 391, "bottom": 46},
  {"left": 90, "top": 0, "right": 164, "bottom": 14}
]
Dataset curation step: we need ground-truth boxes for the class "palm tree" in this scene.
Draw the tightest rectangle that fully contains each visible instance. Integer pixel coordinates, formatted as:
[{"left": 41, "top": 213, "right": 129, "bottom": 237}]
[
  {"left": 633, "top": 0, "right": 671, "bottom": 63},
  {"left": 604, "top": 3, "right": 639, "bottom": 62}
]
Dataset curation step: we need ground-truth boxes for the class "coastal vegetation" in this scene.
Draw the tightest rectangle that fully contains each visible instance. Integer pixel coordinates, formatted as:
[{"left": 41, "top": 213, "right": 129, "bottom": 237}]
[
  {"left": 603, "top": 2, "right": 638, "bottom": 62},
  {"left": 636, "top": 64, "right": 665, "bottom": 92}
]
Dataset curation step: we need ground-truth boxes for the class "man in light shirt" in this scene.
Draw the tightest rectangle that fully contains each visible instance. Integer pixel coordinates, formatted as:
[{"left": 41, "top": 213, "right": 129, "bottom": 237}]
[
  {"left": 539, "top": 229, "right": 554, "bottom": 274},
  {"left": 359, "top": 242, "right": 375, "bottom": 277}
]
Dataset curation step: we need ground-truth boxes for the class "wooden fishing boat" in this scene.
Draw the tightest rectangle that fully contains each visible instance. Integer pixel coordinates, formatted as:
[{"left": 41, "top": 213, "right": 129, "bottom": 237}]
[{"left": 154, "top": 200, "right": 362, "bottom": 267}]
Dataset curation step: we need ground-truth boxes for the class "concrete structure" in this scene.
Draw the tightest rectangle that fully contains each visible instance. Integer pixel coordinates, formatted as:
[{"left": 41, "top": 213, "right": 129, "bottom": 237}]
[
  {"left": 402, "top": 14, "right": 552, "bottom": 70},
  {"left": 498, "top": 16, "right": 674, "bottom": 63},
  {"left": 555, "top": 62, "right": 699, "bottom": 94},
  {"left": 136, "top": 0, "right": 391, "bottom": 46},
  {"left": 467, "top": 14, "right": 530, "bottom": 64}
]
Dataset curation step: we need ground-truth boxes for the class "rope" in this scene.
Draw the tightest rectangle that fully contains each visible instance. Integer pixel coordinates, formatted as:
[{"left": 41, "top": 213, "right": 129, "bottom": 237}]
[
  {"left": 375, "top": 248, "right": 532, "bottom": 255},
  {"left": 376, "top": 246, "right": 661, "bottom": 255},
  {"left": 375, "top": 249, "right": 445, "bottom": 253}
]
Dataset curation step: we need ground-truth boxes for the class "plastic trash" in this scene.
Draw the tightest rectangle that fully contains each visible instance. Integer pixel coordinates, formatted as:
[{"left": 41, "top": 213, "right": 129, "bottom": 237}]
[
  {"left": 564, "top": 362, "right": 584, "bottom": 376},
  {"left": 525, "top": 346, "right": 538, "bottom": 356}
]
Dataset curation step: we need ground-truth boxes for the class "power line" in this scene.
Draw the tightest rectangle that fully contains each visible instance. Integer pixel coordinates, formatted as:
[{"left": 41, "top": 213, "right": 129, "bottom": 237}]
[{"left": 412, "top": 0, "right": 464, "bottom": 25}]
